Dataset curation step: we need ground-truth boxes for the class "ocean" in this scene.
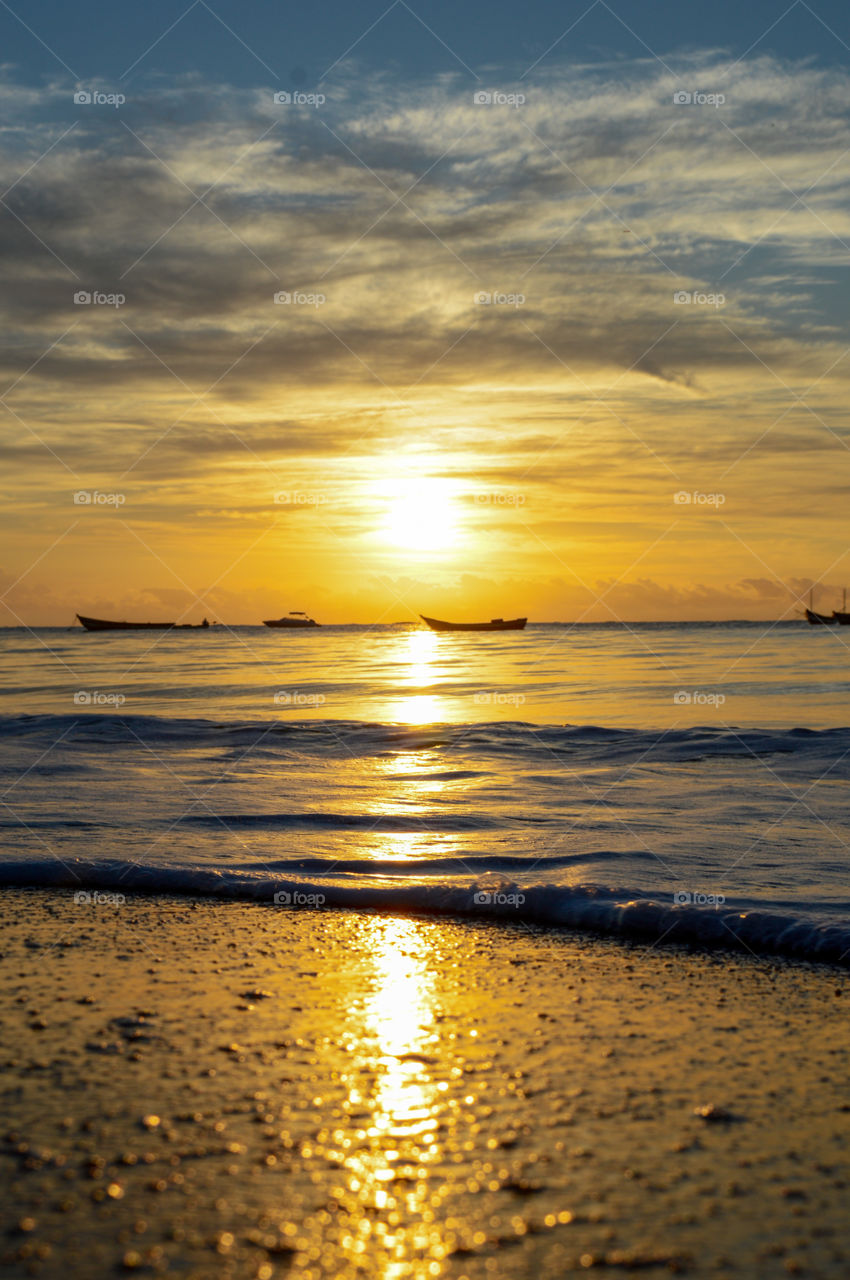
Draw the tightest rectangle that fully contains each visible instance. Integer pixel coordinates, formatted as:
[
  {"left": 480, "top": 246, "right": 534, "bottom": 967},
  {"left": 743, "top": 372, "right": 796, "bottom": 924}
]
[{"left": 2, "top": 621, "right": 849, "bottom": 965}]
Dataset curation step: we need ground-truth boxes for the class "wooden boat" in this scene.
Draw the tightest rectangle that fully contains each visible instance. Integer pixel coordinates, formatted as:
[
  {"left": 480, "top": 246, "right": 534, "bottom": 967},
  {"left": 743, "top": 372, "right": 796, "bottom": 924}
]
[
  {"left": 804, "top": 588, "right": 839, "bottom": 626},
  {"left": 832, "top": 589, "right": 850, "bottom": 625},
  {"left": 77, "top": 614, "right": 213, "bottom": 631},
  {"left": 420, "top": 614, "right": 527, "bottom": 632},
  {"left": 263, "top": 611, "right": 320, "bottom": 628}
]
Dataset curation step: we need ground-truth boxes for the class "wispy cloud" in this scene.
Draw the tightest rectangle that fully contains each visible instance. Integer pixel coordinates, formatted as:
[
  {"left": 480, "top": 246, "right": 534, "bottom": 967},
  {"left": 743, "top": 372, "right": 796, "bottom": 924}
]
[{"left": 1, "top": 53, "right": 849, "bottom": 620}]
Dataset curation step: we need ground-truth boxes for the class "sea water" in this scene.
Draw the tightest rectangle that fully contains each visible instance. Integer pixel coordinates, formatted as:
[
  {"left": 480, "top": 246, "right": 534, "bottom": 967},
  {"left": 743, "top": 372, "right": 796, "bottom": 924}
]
[{"left": 1, "top": 622, "right": 849, "bottom": 964}]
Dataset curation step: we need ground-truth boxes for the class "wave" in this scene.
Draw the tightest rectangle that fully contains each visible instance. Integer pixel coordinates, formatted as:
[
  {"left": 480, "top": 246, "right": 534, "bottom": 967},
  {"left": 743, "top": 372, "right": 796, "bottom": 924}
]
[
  {"left": 1, "top": 857, "right": 847, "bottom": 968},
  {"left": 176, "top": 811, "right": 508, "bottom": 832},
  {"left": 2, "top": 714, "right": 848, "bottom": 764}
]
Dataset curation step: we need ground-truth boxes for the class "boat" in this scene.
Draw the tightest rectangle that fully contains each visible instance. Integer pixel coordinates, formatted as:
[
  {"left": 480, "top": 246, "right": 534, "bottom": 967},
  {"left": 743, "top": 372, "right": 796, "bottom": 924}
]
[
  {"left": 77, "top": 614, "right": 214, "bottom": 631},
  {"left": 804, "top": 588, "right": 839, "bottom": 626},
  {"left": 420, "top": 614, "right": 527, "bottom": 632},
  {"left": 832, "top": 589, "right": 850, "bottom": 625},
  {"left": 263, "top": 611, "right": 320, "bottom": 628}
]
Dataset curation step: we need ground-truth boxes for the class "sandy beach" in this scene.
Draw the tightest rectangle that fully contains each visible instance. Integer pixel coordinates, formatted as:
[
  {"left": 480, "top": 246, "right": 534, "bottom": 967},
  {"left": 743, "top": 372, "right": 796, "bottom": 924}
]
[{"left": 0, "top": 888, "right": 847, "bottom": 1279}]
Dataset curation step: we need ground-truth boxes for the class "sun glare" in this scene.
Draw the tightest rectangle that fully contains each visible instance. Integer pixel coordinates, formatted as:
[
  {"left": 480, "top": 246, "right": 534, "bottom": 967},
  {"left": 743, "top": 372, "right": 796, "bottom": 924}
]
[{"left": 381, "top": 480, "right": 458, "bottom": 552}]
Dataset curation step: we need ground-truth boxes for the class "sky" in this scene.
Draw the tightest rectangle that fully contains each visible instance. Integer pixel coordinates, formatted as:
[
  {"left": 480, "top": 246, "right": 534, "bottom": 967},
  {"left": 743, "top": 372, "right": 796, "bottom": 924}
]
[{"left": 2, "top": 0, "right": 850, "bottom": 624}]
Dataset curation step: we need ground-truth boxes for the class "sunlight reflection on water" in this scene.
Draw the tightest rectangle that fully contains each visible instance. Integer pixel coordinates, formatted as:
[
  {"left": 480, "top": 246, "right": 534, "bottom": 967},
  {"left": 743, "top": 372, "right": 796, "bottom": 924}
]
[{"left": 6, "top": 622, "right": 850, "bottom": 727}]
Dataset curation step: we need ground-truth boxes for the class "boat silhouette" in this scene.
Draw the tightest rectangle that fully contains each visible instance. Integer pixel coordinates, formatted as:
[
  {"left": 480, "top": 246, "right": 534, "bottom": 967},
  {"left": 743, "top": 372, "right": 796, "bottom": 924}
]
[
  {"left": 263, "top": 611, "right": 320, "bottom": 628},
  {"left": 804, "top": 588, "right": 840, "bottom": 626},
  {"left": 77, "top": 614, "right": 213, "bottom": 631},
  {"left": 420, "top": 614, "right": 526, "bottom": 632},
  {"left": 832, "top": 589, "right": 850, "bottom": 625}
]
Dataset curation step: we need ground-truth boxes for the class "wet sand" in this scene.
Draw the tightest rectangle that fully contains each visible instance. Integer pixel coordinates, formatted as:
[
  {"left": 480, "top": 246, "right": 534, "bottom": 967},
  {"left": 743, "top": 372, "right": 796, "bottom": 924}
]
[{"left": 0, "top": 888, "right": 848, "bottom": 1279}]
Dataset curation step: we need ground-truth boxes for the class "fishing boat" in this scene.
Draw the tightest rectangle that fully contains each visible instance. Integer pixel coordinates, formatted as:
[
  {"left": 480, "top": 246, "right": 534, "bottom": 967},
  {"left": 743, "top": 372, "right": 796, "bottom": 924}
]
[
  {"left": 832, "top": 589, "right": 850, "bottom": 625},
  {"left": 420, "top": 614, "right": 527, "bottom": 632},
  {"left": 76, "top": 614, "right": 213, "bottom": 631},
  {"left": 263, "top": 611, "right": 320, "bottom": 628},
  {"left": 804, "top": 589, "right": 839, "bottom": 626}
]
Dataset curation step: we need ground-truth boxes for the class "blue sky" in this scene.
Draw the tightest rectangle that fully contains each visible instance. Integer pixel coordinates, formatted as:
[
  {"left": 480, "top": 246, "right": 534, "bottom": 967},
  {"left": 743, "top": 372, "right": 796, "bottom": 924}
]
[{"left": 3, "top": 0, "right": 850, "bottom": 88}]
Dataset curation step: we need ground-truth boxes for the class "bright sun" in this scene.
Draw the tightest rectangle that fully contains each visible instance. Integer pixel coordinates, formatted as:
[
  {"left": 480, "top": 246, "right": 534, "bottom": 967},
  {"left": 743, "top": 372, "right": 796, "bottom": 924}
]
[{"left": 381, "top": 480, "right": 458, "bottom": 551}]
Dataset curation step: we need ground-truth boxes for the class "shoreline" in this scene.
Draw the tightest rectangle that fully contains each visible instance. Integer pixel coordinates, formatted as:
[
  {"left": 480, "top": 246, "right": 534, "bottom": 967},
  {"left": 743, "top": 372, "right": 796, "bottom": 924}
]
[
  {"left": 1, "top": 888, "right": 849, "bottom": 1278},
  {"left": 1, "top": 869, "right": 848, "bottom": 971}
]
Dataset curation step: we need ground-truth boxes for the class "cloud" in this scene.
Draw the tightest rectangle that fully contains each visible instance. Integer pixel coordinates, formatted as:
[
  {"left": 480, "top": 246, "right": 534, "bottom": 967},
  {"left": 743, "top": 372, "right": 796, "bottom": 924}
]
[{"left": 2, "top": 54, "right": 850, "bottom": 618}]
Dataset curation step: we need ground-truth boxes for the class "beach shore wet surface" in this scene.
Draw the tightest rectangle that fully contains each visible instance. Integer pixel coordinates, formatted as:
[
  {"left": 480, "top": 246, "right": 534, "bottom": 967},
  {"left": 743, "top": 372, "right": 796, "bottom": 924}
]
[{"left": 0, "top": 889, "right": 848, "bottom": 1279}]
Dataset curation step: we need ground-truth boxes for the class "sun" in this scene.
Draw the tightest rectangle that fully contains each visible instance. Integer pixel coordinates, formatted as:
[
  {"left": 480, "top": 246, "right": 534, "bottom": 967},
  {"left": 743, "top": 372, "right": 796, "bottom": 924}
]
[{"left": 381, "top": 479, "right": 459, "bottom": 552}]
